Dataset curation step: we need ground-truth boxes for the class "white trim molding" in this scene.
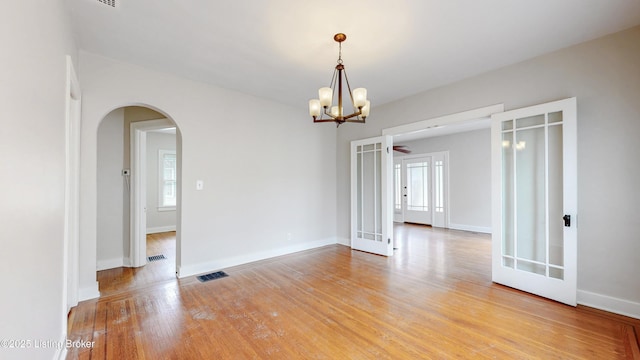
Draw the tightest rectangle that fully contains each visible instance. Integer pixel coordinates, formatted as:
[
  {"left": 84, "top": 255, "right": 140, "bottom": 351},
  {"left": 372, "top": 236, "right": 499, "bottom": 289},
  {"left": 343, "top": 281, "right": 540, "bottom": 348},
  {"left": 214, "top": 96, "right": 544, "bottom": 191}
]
[
  {"left": 448, "top": 223, "right": 492, "bottom": 234},
  {"left": 382, "top": 104, "right": 504, "bottom": 137},
  {"left": 578, "top": 290, "right": 640, "bottom": 320},
  {"left": 78, "top": 282, "right": 100, "bottom": 301},
  {"left": 147, "top": 225, "right": 177, "bottom": 234},
  {"left": 177, "top": 237, "right": 337, "bottom": 278},
  {"left": 96, "top": 257, "right": 125, "bottom": 271},
  {"left": 337, "top": 237, "right": 350, "bottom": 247}
]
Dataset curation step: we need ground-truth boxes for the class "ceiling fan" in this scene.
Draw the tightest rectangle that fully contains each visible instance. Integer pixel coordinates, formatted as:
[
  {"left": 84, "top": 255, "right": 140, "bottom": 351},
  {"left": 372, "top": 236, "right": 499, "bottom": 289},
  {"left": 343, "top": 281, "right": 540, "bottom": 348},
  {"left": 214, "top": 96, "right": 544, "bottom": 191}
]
[{"left": 393, "top": 145, "right": 411, "bottom": 154}]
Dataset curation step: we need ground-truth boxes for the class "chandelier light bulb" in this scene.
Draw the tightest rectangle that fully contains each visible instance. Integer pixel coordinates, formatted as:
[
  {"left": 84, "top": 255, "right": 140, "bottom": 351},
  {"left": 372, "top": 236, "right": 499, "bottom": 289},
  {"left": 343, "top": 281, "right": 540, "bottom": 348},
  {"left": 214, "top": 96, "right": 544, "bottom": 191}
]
[
  {"left": 309, "top": 99, "right": 321, "bottom": 117},
  {"left": 361, "top": 100, "right": 371, "bottom": 117},
  {"left": 318, "top": 87, "right": 333, "bottom": 108},
  {"left": 353, "top": 88, "right": 367, "bottom": 108}
]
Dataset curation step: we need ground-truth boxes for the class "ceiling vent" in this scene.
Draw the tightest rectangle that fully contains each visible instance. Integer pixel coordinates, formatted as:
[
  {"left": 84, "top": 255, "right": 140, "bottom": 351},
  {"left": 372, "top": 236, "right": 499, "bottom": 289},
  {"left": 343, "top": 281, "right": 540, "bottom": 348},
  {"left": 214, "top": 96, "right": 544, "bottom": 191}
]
[{"left": 97, "top": 0, "right": 116, "bottom": 7}]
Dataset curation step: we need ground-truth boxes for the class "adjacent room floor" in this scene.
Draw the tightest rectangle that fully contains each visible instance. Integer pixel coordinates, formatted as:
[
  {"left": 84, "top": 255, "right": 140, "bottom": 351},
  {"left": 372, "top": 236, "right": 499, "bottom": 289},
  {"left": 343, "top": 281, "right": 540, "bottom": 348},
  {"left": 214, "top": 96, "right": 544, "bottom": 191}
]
[
  {"left": 96, "top": 231, "right": 176, "bottom": 298},
  {"left": 67, "top": 225, "right": 640, "bottom": 359}
]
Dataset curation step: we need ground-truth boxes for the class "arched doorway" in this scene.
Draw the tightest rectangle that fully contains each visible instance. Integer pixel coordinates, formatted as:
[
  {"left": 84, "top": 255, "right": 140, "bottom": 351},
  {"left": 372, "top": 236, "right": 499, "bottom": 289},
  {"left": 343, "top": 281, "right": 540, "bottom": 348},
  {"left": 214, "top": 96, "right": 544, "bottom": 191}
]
[{"left": 96, "top": 105, "right": 182, "bottom": 295}]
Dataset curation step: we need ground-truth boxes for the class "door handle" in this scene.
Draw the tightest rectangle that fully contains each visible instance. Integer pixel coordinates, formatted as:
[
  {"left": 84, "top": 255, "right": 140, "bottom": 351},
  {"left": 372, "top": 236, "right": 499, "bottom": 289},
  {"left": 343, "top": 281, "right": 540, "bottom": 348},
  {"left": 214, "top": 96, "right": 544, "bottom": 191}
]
[{"left": 563, "top": 214, "right": 571, "bottom": 227}]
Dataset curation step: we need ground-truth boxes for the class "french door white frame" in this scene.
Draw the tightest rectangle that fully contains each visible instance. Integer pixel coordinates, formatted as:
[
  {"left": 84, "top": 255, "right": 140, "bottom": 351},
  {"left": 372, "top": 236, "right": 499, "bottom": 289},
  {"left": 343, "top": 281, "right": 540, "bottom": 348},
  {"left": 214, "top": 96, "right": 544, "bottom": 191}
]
[
  {"left": 491, "top": 97, "right": 577, "bottom": 306},
  {"left": 350, "top": 136, "right": 394, "bottom": 256}
]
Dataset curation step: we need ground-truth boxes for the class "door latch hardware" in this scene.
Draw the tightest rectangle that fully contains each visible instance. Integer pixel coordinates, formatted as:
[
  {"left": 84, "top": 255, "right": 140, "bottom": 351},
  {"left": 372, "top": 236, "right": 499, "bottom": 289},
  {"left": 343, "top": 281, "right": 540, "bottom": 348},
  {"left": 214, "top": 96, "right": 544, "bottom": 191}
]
[{"left": 563, "top": 214, "right": 571, "bottom": 227}]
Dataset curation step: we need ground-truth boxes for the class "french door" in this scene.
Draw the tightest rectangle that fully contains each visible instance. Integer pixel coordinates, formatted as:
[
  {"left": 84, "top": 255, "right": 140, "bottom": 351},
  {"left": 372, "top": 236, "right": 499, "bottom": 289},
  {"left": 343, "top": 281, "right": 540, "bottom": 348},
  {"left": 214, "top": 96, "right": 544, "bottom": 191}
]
[
  {"left": 491, "top": 98, "right": 577, "bottom": 305},
  {"left": 351, "top": 136, "right": 394, "bottom": 256},
  {"left": 402, "top": 156, "right": 433, "bottom": 225}
]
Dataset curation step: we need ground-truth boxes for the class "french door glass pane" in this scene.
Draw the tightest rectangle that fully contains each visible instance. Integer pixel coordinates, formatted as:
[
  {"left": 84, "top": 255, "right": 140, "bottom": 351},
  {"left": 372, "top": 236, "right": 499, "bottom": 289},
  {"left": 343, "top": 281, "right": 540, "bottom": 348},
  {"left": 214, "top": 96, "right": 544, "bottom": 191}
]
[
  {"left": 548, "top": 124, "right": 564, "bottom": 267},
  {"left": 516, "top": 126, "right": 546, "bottom": 264},
  {"left": 363, "top": 150, "right": 375, "bottom": 238},
  {"left": 502, "top": 112, "right": 565, "bottom": 280},
  {"left": 356, "top": 143, "right": 383, "bottom": 242},
  {"left": 516, "top": 114, "right": 545, "bottom": 129},
  {"left": 502, "top": 132, "right": 515, "bottom": 261},
  {"left": 548, "top": 111, "right": 563, "bottom": 124}
]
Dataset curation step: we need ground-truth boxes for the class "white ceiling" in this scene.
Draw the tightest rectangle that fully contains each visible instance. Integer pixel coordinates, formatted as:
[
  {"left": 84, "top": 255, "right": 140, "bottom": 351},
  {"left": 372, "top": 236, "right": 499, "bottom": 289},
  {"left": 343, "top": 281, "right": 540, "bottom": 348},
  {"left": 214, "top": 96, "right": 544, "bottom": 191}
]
[{"left": 69, "top": 0, "right": 640, "bottom": 110}]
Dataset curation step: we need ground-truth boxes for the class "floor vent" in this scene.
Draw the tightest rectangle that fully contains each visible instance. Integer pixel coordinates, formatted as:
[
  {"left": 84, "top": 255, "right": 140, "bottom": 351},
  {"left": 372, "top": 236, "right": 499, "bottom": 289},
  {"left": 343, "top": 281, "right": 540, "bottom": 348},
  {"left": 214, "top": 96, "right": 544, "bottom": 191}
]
[
  {"left": 197, "top": 271, "right": 229, "bottom": 282},
  {"left": 97, "top": 0, "right": 117, "bottom": 7},
  {"left": 148, "top": 254, "right": 166, "bottom": 262}
]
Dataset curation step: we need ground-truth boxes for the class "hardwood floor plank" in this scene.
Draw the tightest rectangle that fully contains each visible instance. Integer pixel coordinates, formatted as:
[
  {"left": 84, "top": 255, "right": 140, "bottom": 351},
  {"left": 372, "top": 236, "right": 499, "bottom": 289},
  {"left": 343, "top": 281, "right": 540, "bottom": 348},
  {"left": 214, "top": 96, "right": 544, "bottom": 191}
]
[{"left": 66, "top": 227, "right": 639, "bottom": 359}]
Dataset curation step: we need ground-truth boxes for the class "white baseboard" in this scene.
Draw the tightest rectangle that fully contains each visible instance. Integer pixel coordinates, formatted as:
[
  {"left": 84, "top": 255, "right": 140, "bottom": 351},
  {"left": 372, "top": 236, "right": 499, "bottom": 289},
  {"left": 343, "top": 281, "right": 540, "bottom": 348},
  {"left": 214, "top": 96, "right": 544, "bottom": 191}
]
[
  {"left": 337, "top": 237, "right": 350, "bottom": 246},
  {"left": 578, "top": 289, "right": 640, "bottom": 319},
  {"left": 177, "top": 237, "right": 337, "bottom": 278},
  {"left": 96, "top": 257, "right": 124, "bottom": 271},
  {"left": 78, "top": 282, "right": 100, "bottom": 301},
  {"left": 146, "top": 225, "right": 176, "bottom": 234},
  {"left": 448, "top": 223, "right": 492, "bottom": 234}
]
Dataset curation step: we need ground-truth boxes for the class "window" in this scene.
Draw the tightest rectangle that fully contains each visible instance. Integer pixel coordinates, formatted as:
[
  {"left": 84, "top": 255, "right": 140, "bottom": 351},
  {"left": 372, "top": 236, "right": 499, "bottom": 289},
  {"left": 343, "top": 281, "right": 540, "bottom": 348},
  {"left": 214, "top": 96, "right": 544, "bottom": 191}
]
[
  {"left": 394, "top": 162, "right": 402, "bottom": 211},
  {"left": 435, "top": 160, "right": 444, "bottom": 213},
  {"left": 159, "top": 149, "right": 176, "bottom": 210}
]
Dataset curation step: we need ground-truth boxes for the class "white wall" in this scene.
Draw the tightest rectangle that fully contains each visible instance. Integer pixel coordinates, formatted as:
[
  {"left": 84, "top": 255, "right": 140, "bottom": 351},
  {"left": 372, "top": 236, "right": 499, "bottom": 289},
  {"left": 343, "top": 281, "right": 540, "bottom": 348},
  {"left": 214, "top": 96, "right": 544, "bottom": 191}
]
[
  {"left": 395, "top": 129, "right": 492, "bottom": 232},
  {"left": 96, "top": 108, "right": 125, "bottom": 270},
  {"left": 78, "top": 51, "right": 337, "bottom": 293},
  {"left": 146, "top": 131, "right": 177, "bottom": 233},
  {"left": 0, "top": 2, "right": 77, "bottom": 360},
  {"left": 337, "top": 26, "right": 640, "bottom": 317}
]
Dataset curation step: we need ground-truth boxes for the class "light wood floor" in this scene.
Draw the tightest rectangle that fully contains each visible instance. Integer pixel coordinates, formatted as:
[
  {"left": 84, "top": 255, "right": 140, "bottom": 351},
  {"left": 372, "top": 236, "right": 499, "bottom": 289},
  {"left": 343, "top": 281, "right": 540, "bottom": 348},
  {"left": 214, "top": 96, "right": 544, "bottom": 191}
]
[
  {"left": 95, "top": 232, "right": 176, "bottom": 298},
  {"left": 67, "top": 226, "right": 640, "bottom": 359}
]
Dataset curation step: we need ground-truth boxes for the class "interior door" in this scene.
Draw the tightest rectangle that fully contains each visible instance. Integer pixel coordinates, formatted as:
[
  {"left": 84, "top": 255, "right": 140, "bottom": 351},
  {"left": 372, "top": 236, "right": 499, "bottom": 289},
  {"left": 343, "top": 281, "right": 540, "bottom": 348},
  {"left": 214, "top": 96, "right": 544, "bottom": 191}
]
[
  {"left": 351, "top": 136, "right": 394, "bottom": 256},
  {"left": 402, "top": 156, "right": 432, "bottom": 225},
  {"left": 491, "top": 97, "right": 577, "bottom": 306}
]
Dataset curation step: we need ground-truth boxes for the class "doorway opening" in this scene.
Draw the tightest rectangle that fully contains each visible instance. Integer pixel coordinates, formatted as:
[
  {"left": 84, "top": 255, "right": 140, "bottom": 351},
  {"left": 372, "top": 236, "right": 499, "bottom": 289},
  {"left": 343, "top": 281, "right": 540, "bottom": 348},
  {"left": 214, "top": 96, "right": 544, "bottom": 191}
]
[
  {"left": 96, "top": 105, "right": 181, "bottom": 296},
  {"left": 384, "top": 104, "right": 503, "bottom": 240},
  {"left": 393, "top": 151, "right": 449, "bottom": 227},
  {"left": 350, "top": 105, "right": 502, "bottom": 256}
]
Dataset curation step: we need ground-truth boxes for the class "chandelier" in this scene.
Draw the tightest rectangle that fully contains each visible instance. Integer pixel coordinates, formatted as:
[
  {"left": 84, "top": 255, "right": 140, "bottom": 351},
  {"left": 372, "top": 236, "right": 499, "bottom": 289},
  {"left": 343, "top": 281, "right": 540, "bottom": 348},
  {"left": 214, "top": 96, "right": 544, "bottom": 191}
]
[{"left": 308, "top": 33, "right": 370, "bottom": 127}]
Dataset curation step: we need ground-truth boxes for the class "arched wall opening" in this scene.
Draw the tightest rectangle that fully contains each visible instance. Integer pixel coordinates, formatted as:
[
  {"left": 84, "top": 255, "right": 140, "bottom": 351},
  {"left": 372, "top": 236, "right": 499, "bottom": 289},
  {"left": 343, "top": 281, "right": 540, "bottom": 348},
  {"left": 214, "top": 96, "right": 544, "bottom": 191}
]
[{"left": 96, "top": 104, "right": 182, "bottom": 293}]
